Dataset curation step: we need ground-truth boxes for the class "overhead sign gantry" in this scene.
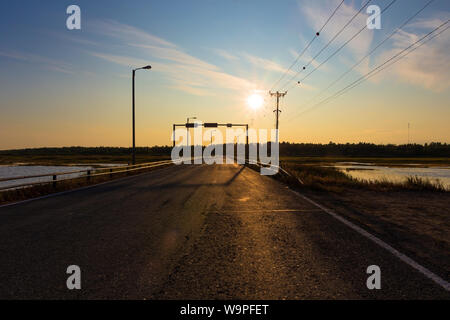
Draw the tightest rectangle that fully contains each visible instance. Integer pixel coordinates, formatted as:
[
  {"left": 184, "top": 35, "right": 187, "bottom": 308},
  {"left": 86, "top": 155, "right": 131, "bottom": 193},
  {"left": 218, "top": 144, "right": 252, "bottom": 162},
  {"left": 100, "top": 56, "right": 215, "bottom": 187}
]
[{"left": 172, "top": 122, "right": 249, "bottom": 147}]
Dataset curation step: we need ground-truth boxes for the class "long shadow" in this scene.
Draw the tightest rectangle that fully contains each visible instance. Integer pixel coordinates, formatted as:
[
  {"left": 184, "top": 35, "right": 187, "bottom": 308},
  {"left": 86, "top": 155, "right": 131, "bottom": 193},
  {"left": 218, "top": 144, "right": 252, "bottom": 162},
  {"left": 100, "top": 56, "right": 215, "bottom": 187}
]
[
  {"left": 134, "top": 164, "right": 246, "bottom": 191},
  {"left": 224, "top": 165, "right": 245, "bottom": 186}
]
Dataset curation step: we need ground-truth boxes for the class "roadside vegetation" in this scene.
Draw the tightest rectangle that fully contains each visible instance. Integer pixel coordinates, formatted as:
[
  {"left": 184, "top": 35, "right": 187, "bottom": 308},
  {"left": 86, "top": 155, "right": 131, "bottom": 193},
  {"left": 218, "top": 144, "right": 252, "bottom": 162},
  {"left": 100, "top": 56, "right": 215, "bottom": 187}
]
[
  {"left": 280, "top": 156, "right": 450, "bottom": 166},
  {"left": 280, "top": 161, "right": 448, "bottom": 193},
  {"left": 269, "top": 159, "right": 450, "bottom": 279}
]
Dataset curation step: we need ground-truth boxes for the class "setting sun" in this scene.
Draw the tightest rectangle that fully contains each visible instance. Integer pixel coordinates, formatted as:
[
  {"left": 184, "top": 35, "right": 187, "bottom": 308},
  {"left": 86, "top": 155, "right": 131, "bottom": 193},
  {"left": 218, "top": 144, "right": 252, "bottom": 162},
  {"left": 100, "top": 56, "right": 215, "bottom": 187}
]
[{"left": 247, "top": 93, "right": 264, "bottom": 110}]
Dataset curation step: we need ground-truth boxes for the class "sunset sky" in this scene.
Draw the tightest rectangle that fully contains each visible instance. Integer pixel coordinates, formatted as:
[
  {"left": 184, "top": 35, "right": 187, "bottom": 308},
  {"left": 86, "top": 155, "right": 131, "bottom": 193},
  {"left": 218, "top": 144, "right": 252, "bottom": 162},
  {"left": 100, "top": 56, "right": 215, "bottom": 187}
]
[{"left": 0, "top": 0, "right": 449, "bottom": 149}]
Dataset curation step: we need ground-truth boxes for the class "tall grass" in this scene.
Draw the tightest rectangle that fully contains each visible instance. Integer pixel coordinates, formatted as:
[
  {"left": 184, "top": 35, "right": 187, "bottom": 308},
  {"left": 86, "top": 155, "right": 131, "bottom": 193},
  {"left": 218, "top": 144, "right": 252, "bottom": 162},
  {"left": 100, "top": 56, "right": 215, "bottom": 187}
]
[
  {"left": 281, "top": 162, "right": 448, "bottom": 193},
  {"left": 403, "top": 176, "right": 446, "bottom": 192}
]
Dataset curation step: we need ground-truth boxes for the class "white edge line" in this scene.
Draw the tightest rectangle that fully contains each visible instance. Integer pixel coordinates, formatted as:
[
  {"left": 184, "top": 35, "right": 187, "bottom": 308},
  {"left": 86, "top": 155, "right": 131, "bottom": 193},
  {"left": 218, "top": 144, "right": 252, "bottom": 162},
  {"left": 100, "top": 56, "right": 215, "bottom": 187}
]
[
  {"left": 290, "top": 189, "right": 450, "bottom": 292},
  {"left": 0, "top": 164, "right": 180, "bottom": 209}
]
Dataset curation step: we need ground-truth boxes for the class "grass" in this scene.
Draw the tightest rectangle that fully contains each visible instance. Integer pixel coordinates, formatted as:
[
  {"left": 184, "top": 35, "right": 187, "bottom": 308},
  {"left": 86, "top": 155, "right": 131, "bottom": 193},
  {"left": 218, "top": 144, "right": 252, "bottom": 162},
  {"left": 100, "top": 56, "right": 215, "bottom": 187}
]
[
  {"left": 274, "top": 161, "right": 450, "bottom": 280},
  {"left": 279, "top": 162, "right": 448, "bottom": 193},
  {"left": 280, "top": 156, "right": 450, "bottom": 167},
  {"left": 403, "top": 175, "right": 447, "bottom": 192},
  {"left": 251, "top": 158, "right": 450, "bottom": 281}
]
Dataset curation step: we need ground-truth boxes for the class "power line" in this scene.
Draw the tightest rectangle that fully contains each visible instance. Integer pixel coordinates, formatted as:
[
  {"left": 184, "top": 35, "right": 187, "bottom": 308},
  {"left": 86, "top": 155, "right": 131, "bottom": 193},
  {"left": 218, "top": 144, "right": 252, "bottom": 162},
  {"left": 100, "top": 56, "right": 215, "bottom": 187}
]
[
  {"left": 290, "top": 0, "right": 398, "bottom": 91},
  {"left": 290, "top": 0, "right": 436, "bottom": 106},
  {"left": 335, "top": 22, "right": 449, "bottom": 98},
  {"left": 270, "top": 0, "right": 345, "bottom": 92},
  {"left": 270, "top": 36, "right": 315, "bottom": 92},
  {"left": 280, "top": 0, "right": 373, "bottom": 91},
  {"left": 323, "top": 20, "right": 449, "bottom": 105},
  {"left": 288, "top": 19, "right": 450, "bottom": 120}
]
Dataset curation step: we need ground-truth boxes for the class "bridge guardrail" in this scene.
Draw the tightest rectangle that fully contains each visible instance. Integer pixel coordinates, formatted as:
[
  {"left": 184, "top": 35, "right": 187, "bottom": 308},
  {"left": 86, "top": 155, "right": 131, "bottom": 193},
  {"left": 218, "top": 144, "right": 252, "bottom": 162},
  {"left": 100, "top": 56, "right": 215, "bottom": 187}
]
[
  {"left": 0, "top": 159, "right": 178, "bottom": 191},
  {"left": 0, "top": 157, "right": 303, "bottom": 192},
  {"left": 244, "top": 159, "right": 304, "bottom": 185}
]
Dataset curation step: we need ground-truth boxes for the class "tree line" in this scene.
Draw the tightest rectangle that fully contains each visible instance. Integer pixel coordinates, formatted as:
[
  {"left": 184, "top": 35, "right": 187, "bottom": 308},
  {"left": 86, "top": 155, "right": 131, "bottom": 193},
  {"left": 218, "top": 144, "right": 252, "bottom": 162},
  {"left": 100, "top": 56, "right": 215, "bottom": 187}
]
[
  {"left": 278, "top": 142, "right": 450, "bottom": 157},
  {"left": 0, "top": 142, "right": 449, "bottom": 157}
]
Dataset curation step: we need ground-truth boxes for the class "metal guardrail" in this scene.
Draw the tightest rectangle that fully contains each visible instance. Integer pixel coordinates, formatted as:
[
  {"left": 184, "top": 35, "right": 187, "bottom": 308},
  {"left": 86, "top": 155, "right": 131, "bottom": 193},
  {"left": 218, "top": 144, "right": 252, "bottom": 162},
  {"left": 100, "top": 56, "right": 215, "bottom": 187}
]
[
  {"left": 0, "top": 159, "right": 178, "bottom": 192},
  {"left": 0, "top": 157, "right": 303, "bottom": 192},
  {"left": 244, "top": 159, "right": 304, "bottom": 185}
]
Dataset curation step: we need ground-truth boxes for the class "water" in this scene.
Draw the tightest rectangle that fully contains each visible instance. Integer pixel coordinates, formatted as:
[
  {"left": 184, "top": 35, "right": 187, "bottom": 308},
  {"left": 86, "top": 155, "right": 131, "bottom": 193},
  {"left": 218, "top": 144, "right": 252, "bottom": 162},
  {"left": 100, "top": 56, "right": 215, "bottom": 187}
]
[
  {"left": 0, "top": 165, "right": 106, "bottom": 190},
  {"left": 333, "top": 162, "right": 450, "bottom": 188}
]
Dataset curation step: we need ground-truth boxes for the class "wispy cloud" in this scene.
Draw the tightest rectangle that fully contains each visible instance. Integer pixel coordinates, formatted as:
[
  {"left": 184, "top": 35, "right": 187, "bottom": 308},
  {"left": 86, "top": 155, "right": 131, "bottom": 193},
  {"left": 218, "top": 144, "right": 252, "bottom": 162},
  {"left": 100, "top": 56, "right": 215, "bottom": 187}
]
[
  {"left": 166, "top": 63, "right": 254, "bottom": 92},
  {"left": 88, "top": 20, "right": 256, "bottom": 96},
  {"left": 211, "top": 49, "right": 294, "bottom": 75},
  {"left": 299, "top": 0, "right": 374, "bottom": 60},
  {"left": 299, "top": 1, "right": 450, "bottom": 92},
  {"left": 243, "top": 53, "right": 295, "bottom": 75},
  {"left": 289, "top": 48, "right": 327, "bottom": 70},
  {"left": 211, "top": 48, "right": 240, "bottom": 61},
  {"left": 88, "top": 52, "right": 160, "bottom": 69},
  {"left": 169, "top": 84, "right": 214, "bottom": 96},
  {"left": 374, "top": 25, "right": 450, "bottom": 92},
  {"left": 90, "top": 49, "right": 255, "bottom": 95},
  {"left": 90, "top": 19, "right": 176, "bottom": 48},
  {"left": 131, "top": 44, "right": 219, "bottom": 71},
  {"left": 407, "top": 17, "right": 448, "bottom": 30},
  {"left": 0, "top": 50, "right": 75, "bottom": 74}
]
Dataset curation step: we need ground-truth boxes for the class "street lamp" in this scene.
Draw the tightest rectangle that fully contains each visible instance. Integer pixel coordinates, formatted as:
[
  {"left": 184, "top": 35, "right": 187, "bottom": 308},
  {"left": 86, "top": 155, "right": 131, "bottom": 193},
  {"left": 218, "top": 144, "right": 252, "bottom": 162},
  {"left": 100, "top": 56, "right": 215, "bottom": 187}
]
[
  {"left": 132, "top": 65, "right": 151, "bottom": 165},
  {"left": 186, "top": 116, "right": 196, "bottom": 146}
]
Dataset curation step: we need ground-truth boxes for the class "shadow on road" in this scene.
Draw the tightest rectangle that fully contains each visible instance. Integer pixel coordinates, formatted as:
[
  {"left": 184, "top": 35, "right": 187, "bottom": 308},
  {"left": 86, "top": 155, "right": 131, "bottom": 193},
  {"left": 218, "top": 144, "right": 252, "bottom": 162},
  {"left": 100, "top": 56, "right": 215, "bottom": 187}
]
[{"left": 135, "top": 165, "right": 246, "bottom": 190}]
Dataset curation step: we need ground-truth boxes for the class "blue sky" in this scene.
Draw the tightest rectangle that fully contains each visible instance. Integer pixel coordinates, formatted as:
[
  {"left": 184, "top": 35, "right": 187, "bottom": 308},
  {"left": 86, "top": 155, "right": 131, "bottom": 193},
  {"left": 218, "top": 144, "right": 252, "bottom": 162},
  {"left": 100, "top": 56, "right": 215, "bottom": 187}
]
[{"left": 0, "top": 0, "right": 449, "bottom": 148}]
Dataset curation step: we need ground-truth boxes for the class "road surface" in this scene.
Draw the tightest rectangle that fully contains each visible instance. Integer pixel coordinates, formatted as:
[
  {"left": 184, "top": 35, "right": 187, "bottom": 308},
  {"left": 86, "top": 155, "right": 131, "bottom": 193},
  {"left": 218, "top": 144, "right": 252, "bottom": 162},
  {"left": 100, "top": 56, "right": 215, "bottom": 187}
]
[{"left": 0, "top": 164, "right": 448, "bottom": 299}]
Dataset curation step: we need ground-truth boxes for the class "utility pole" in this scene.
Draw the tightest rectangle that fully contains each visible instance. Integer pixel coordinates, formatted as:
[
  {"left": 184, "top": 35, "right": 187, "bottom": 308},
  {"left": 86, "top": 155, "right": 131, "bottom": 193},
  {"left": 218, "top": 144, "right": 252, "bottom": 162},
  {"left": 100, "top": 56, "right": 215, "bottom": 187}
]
[{"left": 269, "top": 91, "right": 287, "bottom": 144}]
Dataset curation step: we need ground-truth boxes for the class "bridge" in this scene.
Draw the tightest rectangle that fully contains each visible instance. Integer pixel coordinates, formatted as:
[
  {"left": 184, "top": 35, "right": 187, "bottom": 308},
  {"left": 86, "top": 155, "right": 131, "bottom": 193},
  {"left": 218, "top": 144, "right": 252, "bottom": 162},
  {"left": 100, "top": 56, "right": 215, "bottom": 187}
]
[{"left": 0, "top": 162, "right": 448, "bottom": 299}]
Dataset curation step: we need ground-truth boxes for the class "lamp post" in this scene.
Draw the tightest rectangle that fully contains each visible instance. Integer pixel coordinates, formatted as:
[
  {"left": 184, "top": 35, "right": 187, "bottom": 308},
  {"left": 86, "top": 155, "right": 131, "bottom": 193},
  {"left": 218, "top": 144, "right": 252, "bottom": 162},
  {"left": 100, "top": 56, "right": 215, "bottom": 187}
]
[
  {"left": 132, "top": 65, "right": 151, "bottom": 165},
  {"left": 186, "top": 116, "right": 196, "bottom": 147}
]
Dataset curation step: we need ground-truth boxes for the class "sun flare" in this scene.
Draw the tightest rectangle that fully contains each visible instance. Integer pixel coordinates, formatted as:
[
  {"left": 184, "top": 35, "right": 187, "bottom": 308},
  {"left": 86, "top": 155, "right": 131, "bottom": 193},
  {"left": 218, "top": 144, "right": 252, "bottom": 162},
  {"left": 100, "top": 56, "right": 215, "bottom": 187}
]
[{"left": 247, "top": 93, "right": 264, "bottom": 110}]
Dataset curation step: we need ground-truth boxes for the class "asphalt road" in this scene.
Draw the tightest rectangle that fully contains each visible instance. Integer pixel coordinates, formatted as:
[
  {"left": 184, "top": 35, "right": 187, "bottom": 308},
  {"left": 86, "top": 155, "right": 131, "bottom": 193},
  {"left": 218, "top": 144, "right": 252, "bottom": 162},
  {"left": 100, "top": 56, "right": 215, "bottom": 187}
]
[{"left": 0, "top": 164, "right": 448, "bottom": 299}]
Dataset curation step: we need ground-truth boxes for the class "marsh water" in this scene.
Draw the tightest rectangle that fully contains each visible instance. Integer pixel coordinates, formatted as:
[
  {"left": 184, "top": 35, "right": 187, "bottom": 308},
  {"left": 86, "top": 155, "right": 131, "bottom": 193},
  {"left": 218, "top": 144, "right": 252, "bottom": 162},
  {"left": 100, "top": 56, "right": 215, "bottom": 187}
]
[
  {"left": 1, "top": 162, "right": 450, "bottom": 191},
  {"left": 0, "top": 164, "right": 124, "bottom": 190},
  {"left": 333, "top": 162, "right": 450, "bottom": 188},
  {"left": 0, "top": 165, "right": 95, "bottom": 190}
]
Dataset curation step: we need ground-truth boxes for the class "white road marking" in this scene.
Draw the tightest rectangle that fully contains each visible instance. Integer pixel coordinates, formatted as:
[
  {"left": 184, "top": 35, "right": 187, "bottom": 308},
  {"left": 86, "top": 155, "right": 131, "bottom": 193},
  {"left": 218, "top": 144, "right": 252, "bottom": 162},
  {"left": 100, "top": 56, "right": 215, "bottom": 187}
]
[{"left": 290, "top": 189, "right": 450, "bottom": 292}]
